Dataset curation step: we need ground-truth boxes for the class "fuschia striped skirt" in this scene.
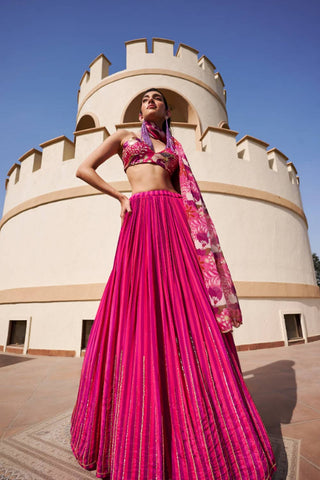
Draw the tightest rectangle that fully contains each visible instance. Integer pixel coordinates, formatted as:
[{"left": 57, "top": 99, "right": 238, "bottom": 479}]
[{"left": 70, "top": 190, "right": 276, "bottom": 480}]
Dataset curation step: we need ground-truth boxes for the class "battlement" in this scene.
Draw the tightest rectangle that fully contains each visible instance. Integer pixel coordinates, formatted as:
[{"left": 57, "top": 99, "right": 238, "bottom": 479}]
[
  {"left": 0, "top": 41, "right": 302, "bottom": 225},
  {"left": 78, "top": 38, "right": 226, "bottom": 107},
  {"left": 236, "top": 135, "right": 299, "bottom": 185},
  {"left": 78, "top": 53, "right": 111, "bottom": 104},
  {"left": 126, "top": 38, "right": 225, "bottom": 100},
  {"left": 199, "top": 129, "right": 301, "bottom": 207},
  {"left": 3, "top": 121, "right": 302, "bottom": 220},
  {"left": 2, "top": 127, "right": 115, "bottom": 215}
]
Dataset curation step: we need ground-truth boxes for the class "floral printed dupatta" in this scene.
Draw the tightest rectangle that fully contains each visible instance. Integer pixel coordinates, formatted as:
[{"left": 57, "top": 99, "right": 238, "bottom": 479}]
[
  {"left": 142, "top": 121, "right": 243, "bottom": 333},
  {"left": 173, "top": 138, "right": 242, "bottom": 333}
]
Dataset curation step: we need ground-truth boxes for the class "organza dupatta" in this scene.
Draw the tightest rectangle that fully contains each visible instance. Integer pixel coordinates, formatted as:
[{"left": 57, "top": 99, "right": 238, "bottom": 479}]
[{"left": 142, "top": 121, "right": 242, "bottom": 333}]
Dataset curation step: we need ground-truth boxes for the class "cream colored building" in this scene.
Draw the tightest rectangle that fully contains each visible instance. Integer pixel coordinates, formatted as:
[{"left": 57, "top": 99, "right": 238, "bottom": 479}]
[{"left": 0, "top": 38, "right": 319, "bottom": 357}]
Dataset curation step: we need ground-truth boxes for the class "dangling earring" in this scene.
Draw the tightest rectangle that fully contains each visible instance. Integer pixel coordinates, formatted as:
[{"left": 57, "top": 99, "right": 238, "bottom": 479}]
[
  {"left": 141, "top": 120, "right": 153, "bottom": 149},
  {"left": 165, "top": 117, "right": 175, "bottom": 151}
]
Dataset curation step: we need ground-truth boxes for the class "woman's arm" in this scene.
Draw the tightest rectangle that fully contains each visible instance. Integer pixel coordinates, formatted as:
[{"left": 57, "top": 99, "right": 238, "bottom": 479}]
[{"left": 76, "top": 129, "right": 132, "bottom": 223}]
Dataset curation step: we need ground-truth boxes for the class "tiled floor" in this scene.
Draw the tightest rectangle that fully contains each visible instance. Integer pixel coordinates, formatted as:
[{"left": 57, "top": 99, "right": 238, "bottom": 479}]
[{"left": 0, "top": 341, "right": 319, "bottom": 479}]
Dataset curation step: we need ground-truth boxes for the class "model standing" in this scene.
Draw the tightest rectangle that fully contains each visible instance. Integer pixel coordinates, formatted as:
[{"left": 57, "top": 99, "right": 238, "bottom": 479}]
[{"left": 70, "top": 88, "right": 276, "bottom": 479}]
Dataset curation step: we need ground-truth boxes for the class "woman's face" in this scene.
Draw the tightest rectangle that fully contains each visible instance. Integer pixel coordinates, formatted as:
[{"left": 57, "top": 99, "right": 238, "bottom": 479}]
[{"left": 140, "top": 90, "right": 168, "bottom": 124}]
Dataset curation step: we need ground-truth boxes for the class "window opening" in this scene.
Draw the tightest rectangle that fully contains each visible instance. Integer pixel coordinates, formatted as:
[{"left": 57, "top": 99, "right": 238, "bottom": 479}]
[
  {"left": 15, "top": 166, "right": 20, "bottom": 184},
  {"left": 288, "top": 172, "right": 295, "bottom": 184},
  {"left": 237, "top": 149, "right": 247, "bottom": 160},
  {"left": 268, "top": 157, "right": 277, "bottom": 171},
  {"left": 8, "top": 320, "right": 27, "bottom": 346},
  {"left": 76, "top": 115, "right": 96, "bottom": 131},
  {"left": 81, "top": 320, "right": 94, "bottom": 350},
  {"left": 284, "top": 314, "right": 303, "bottom": 343}
]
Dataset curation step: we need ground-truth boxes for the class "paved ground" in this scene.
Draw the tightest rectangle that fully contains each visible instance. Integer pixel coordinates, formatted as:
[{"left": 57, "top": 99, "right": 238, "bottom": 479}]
[{"left": 0, "top": 341, "right": 319, "bottom": 479}]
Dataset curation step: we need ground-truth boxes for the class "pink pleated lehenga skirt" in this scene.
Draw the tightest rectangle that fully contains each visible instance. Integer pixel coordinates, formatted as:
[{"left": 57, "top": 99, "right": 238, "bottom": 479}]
[{"left": 70, "top": 190, "right": 276, "bottom": 480}]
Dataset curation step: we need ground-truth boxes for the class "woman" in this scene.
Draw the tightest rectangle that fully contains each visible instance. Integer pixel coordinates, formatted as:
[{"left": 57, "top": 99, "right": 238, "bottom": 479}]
[{"left": 70, "top": 89, "right": 276, "bottom": 479}]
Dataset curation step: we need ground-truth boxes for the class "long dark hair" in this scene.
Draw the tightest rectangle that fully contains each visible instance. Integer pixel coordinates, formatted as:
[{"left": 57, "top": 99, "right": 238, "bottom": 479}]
[{"left": 141, "top": 88, "right": 171, "bottom": 131}]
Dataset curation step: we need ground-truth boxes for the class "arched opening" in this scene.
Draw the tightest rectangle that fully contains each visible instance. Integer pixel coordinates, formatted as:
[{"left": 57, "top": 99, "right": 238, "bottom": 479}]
[
  {"left": 219, "top": 121, "right": 230, "bottom": 130},
  {"left": 76, "top": 114, "right": 97, "bottom": 131},
  {"left": 122, "top": 89, "right": 199, "bottom": 126}
]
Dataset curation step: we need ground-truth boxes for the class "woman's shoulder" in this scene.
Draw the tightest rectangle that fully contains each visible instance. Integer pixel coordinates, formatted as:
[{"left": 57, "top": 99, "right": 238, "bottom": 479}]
[
  {"left": 116, "top": 130, "right": 142, "bottom": 159},
  {"left": 112, "top": 129, "right": 140, "bottom": 145}
]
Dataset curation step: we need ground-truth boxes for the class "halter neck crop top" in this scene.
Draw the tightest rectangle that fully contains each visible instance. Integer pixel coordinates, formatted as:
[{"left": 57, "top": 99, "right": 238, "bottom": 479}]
[{"left": 121, "top": 137, "right": 179, "bottom": 175}]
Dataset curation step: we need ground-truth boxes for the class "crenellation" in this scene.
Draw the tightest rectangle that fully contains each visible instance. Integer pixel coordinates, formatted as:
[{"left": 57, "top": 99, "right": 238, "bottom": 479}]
[
  {"left": 171, "top": 123, "right": 198, "bottom": 155},
  {"left": 237, "top": 135, "right": 269, "bottom": 149},
  {"left": 214, "top": 72, "right": 225, "bottom": 87},
  {"left": 7, "top": 164, "right": 21, "bottom": 188},
  {"left": 19, "top": 148, "right": 42, "bottom": 177},
  {"left": 40, "top": 136, "right": 75, "bottom": 167},
  {"left": 125, "top": 38, "right": 148, "bottom": 69},
  {"left": 198, "top": 55, "right": 216, "bottom": 74},
  {"left": 201, "top": 126, "right": 239, "bottom": 167},
  {"left": 152, "top": 38, "right": 175, "bottom": 57},
  {"left": 176, "top": 43, "right": 199, "bottom": 63},
  {"left": 19, "top": 148, "right": 42, "bottom": 164},
  {"left": 287, "top": 161, "right": 298, "bottom": 175},
  {"left": 3, "top": 120, "right": 301, "bottom": 213},
  {"left": 80, "top": 70, "right": 90, "bottom": 87},
  {"left": 214, "top": 72, "right": 225, "bottom": 97},
  {"left": 78, "top": 55, "right": 111, "bottom": 105},
  {"left": 7, "top": 163, "right": 18, "bottom": 178},
  {"left": 74, "top": 127, "right": 109, "bottom": 162},
  {"left": 89, "top": 54, "right": 111, "bottom": 85},
  {"left": 195, "top": 126, "right": 303, "bottom": 210},
  {"left": 236, "top": 136, "right": 269, "bottom": 171},
  {"left": 77, "top": 39, "right": 226, "bottom": 110},
  {"left": 1, "top": 40, "right": 306, "bottom": 231},
  {"left": 123, "top": 38, "right": 223, "bottom": 102},
  {"left": 125, "top": 38, "right": 148, "bottom": 51},
  {"left": 267, "top": 147, "right": 288, "bottom": 162},
  {"left": 78, "top": 72, "right": 90, "bottom": 105},
  {"left": 201, "top": 126, "right": 239, "bottom": 143},
  {"left": 4, "top": 137, "right": 75, "bottom": 200},
  {"left": 287, "top": 162, "right": 299, "bottom": 185},
  {"left": 266, "top": 148, "right": 287, "bottom": 174}
]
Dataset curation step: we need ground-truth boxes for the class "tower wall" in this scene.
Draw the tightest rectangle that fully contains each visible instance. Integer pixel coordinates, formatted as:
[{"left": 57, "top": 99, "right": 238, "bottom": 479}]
[
  {"left": 0, "top": 38, "right": 319, "bottom": 356},
  {"left": 76, "top": 38, "right": 228, "bottom": 136}
]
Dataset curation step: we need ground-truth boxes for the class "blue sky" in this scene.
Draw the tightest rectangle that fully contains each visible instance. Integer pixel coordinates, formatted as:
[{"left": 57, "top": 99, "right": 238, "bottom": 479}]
[{"left": 1, "top": 0, "right": 319, "bottom": 252}]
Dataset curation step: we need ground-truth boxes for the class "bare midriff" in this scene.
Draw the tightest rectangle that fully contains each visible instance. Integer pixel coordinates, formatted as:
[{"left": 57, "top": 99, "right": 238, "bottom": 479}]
[{"left": 126, "top": 163, "right": 177, "bottom": 194}]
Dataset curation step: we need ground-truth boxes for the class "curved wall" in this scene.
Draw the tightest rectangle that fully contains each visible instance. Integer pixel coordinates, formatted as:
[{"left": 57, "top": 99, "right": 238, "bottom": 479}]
[{"left": 0, "top": 38, "right": 319, "bottom": 356}]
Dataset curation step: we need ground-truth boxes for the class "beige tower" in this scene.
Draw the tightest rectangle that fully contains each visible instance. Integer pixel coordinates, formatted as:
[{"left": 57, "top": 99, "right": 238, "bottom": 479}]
[{"left": 0, "top": 38, "right": 319, "bottom": 357}]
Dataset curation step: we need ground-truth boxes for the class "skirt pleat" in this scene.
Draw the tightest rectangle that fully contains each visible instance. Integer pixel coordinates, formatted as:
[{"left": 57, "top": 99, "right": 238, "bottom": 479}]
[{"left": 70, "top": 190, "right": 276, "bottom": 480}]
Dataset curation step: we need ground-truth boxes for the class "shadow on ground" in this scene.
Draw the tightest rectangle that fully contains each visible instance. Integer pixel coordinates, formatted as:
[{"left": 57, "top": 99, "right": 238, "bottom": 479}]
[
  {"left": 243, "top": 360, "right": 297, "bottom": 479},
  {"left": 0, "top": 353, "right": 34, "bottom": 368}
]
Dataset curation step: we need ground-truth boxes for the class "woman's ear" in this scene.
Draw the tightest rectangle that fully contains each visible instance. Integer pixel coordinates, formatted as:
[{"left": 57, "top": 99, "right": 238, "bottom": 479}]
[
  {"left": 139, "top": 112, "right": 143, "bottom": 122},
  {"left": 165, "top": 109, "right": 172, "bottom": 120}
]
